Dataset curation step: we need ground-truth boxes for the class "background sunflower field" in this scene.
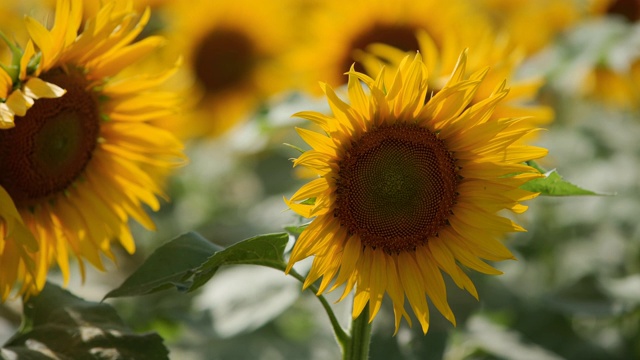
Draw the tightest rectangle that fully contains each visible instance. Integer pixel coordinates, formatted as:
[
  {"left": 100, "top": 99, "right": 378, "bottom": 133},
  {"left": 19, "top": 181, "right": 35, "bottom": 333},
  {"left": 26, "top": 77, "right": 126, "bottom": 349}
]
[{"left": 1, "top": 0, "right": 639, "bottom": 359}]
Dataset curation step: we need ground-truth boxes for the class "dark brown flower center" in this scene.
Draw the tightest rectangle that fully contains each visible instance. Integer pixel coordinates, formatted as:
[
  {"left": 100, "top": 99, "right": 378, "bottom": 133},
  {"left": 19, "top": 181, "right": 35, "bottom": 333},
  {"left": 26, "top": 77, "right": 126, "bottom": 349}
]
[
  {"left": 0, "top": 68, "right": 100, "bottom": 208},
  {"left": 193, "top": 27, "right": 258, "bottom": 95},
  {"left": 334, "top": 123, "right": 458, "bottom": 254},
  {"left": 607, "top": 0, "right": 640, "bottom": 22},
  {"left": 342, "top": 23, "right": 420, "bottom": 75}
]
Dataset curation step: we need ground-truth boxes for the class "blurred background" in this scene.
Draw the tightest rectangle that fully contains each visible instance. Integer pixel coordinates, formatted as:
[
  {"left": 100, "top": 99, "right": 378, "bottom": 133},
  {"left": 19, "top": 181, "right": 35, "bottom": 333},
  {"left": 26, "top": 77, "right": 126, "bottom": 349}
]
[{"left": 1, "top": 0, "right": 640, "bottom": 359}]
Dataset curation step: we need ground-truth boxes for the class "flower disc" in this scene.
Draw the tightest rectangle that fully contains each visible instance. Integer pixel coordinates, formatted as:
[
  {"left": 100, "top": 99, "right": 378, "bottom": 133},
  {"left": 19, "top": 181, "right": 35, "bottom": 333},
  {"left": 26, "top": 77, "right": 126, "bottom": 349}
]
[
  {"left": 335, "top": 124, "right": 457, "bottom": 253},
  {"left": 0, "top": 68, "right": 99, "bottom": 207},
  {"left": 193, "top": 28, "right": 257, "bottom": 94},
  {"left": 342, "top": 24, "right": 419, "bottom": 73}
]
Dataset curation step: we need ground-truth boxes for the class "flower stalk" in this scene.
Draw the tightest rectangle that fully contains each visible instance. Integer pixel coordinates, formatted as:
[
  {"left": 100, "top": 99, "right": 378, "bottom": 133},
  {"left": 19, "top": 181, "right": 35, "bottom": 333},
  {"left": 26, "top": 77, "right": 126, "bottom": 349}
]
[{"left": 344, "top": 303, "right": 372, "bottom": 360}]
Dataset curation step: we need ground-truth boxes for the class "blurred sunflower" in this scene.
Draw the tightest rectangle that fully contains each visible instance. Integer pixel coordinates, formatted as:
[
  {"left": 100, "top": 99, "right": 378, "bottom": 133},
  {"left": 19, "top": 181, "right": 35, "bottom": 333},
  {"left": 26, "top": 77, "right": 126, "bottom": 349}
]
[
  {"left": 289, "top": 0, "right": 483, "bottom": 94},
  {"left": 0, "top": 0, "right": 184, "bottom": 300},
  {"left": 159, "top": 0, "right": 295, "bottom": 138},
  {"left": 285, "top": 52, "right": 547, "bottom": 333},
  {"left": 580, "top": 0, "right": 640, "bottom": 108},
  {"left": 474, "top": 0, "right": 580, "bottom": 55}
]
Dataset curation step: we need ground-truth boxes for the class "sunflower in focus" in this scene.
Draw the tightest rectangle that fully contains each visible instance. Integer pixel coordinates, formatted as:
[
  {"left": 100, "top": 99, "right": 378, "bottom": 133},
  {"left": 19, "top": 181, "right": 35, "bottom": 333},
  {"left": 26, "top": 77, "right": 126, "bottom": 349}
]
[
  {"left": 0, "top": 0, "right": 184, "bottom": 300},
  {"left": 285, "top": 52, "right": 547, "bottom": 333},
  {"left": 159, "top": 0, "right": 295, "bottom": 138},
  {"left": 289, "top": 0, "right": 484, "bottom": 94}
]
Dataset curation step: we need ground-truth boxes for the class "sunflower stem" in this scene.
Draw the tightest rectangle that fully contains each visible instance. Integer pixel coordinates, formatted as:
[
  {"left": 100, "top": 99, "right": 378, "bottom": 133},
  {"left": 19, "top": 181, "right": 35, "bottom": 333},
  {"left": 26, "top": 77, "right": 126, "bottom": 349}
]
[
  {"left": 344, "top": 303, "right": 372, "bottom": 360},
  {"left": 287, "top": 269, "right": 350, "bottom": 348}
]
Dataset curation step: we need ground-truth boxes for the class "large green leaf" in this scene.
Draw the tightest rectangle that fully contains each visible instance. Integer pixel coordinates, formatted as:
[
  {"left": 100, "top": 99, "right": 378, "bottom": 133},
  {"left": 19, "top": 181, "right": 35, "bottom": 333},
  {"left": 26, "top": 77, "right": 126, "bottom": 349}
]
[
  {"left": 189, "top": 233, "right": 289, "bottom": 292},
  {"left": 104, "top": 232, "right": 222, "bottom": 299},
  {"left": 1, "top": 282, "right": 168, "bottom": 360},
  {"left": 521, "top": 161, "right": 608, "bottom": 196},
  {"left": 104, "top": 232, "right": 290, "bottom": 299}
]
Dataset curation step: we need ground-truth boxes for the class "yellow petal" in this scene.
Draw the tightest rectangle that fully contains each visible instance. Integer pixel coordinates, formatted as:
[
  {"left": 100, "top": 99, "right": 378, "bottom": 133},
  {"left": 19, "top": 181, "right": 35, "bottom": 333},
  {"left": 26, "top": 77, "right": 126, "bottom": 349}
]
[
  {"left": 295, "top": 127, "right": 337, "bottom": 156},
  {"left": 5, "top": 90, "right": 34, "bottom": 117},
  {"left": 416, "top": 247, "right": 456, "bottom": 326},
  {"left": 288, "top": 177, "right": 330, "bottom": 202},
  {"left": 367, "top": 248, "right": 388, "bottom": 322},
  {"left": 23, "top": 78, "right": 66, "bottom": 99},
  {"left": 397, "top": 252, "right": 430, "bottom": 334},
  {"left": 24, "top": 17, "right": 54, "bottom": 69}
]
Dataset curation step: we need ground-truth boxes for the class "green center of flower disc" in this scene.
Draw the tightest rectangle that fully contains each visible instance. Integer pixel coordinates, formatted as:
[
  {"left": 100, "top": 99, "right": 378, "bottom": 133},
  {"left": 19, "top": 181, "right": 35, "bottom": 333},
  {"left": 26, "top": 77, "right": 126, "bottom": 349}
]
[
  {"left": 344, "top": 23, "right": 420, "bottom": 74},
  {"left": 335, "top": 124, "right": 458, "bottom": 253},
  {"left": 194, "top": 27, "right": 257, "bottom": 94},
  {"left": 0, "top": 68, "right": 100, "bottom": 207}
]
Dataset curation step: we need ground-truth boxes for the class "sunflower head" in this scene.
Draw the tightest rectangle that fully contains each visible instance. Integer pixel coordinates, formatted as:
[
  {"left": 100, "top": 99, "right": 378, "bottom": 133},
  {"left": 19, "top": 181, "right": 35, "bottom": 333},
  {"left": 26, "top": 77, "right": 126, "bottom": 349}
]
[
  {"left": 1, "top": 0, "right": 184, "bottom": 301},
  {"left": 289, "top": 0, "right": 483, "bottom": 94},
  {"left": 160, "top": 0, "right": 296, "bottom": 138},
  {"left": 285, "top": 52, "right": 547, "bottom": 334}
]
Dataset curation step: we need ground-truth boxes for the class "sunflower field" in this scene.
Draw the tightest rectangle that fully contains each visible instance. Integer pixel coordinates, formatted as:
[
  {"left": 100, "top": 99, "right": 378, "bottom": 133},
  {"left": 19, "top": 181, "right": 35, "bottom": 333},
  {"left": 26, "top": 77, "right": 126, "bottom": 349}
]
[{"left": 1, "top": 0, "right": 639, "bottom": 359}]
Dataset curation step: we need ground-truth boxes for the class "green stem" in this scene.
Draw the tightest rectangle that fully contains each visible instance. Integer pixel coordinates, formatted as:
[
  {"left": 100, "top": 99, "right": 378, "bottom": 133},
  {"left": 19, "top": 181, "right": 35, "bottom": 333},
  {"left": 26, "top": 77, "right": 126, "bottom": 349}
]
[
  {"left": 288, "top": 269, "right": 350, "bottom": 349},
  {"left": 344, "top": 303, "right": 372, "bottom": 360}
]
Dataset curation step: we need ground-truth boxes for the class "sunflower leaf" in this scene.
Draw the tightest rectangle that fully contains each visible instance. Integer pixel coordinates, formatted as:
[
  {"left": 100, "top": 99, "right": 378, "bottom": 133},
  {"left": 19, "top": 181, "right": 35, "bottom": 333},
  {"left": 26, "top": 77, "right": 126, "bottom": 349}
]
[
  {"left": 188, "top": 233, "right": 289, "bottom": 292},
  {"left": 2, "top": 282, "right": 168, "bottom": 360},
  {"left": 104, "top": 232, "right": 222, "bottom": 299},
  {"left": 522, "top": 161, "right": 609, "bottom": 196},
  {"left": 284, "top": 222, "right": 310, "bottom": 235}
]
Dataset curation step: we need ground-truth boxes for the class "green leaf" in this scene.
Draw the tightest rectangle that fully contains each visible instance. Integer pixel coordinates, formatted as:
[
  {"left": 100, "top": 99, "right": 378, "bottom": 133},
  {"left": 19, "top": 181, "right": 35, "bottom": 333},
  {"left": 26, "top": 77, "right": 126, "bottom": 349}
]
[
  {"left": 189, "top": 233, "right": 290, "bottom": 292},
  {"left": 104, "top": 232, "right": 289, "bottom": 300},
  {"left": 284, "top": 222, "right": 310, "bottom": 236},
  {"left": 1, "top": 282, "right": 168, "bottom": 360},
  {"left": 104, "top": 232, "right": 222, "bottom": 299},
  {"left": 521, "top": 161, "right": 609, "bottom": 196}
]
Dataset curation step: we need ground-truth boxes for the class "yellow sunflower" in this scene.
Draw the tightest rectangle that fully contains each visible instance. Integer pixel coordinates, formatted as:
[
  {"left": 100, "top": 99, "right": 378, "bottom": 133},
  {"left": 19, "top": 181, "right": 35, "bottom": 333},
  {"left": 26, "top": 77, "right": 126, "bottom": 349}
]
[
  {"left": 474, "top": 0, "right": 580, "bottom": 55},
  {"left": 580, "top": 0, "right": 640, "bottom": 108},
  {"left": 284, "top": 52, "right": 547, "bottom": 334},
  {"left": 159, "top": 0, "right": 296, "bottom": 138},
  {"left": 356, "top": 28, "right": 553, "bottom": 128},
  {"left": 0, "top": 0, "right": 184, "bottom": 301},
  {"left": 581, "top": 61, "right": 640, "bottom": 108},
  {"left": 289, "top": 0, "right": 485, "bottom": 94}
]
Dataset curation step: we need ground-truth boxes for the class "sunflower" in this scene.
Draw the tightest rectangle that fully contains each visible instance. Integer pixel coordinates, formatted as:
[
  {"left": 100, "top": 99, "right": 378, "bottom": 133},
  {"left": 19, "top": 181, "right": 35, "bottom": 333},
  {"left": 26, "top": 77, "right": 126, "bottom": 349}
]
[
  {"left": 356, "top": 28, "right": 553, "bottom": 128},
  {"left": 579, "top": 0, "right": 640, "bottom": 108},
  {"left": 284, "top": 52, "right": 547, "bottom": 333},
  {"left": 289, "top": 0, "right": 485, "bottom": 94},
  {"left": 473, "top": 0, "right": 580, "bottom": 55},
  {"left": 0, "top": 0, "right": 184, "bottom": 301},
  {"left": 579, "top": 58, "right": 640, "bottom": 109},
  {"left": 158, "top": 0, "right": 296, "bottom": 138}
]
